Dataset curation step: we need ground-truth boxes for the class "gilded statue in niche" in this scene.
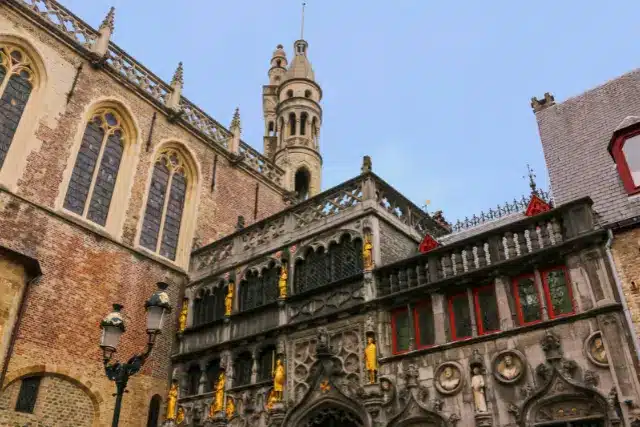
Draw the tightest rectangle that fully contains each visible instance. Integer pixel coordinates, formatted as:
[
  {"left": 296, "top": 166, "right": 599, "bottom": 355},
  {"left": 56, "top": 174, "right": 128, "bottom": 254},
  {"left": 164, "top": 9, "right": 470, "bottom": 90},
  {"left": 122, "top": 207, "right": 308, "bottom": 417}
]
[
  {"left": 211, "top": 371, "right": 226, "bottom": 415},
  {"left": 585, "top": 331, "right": 608, "bottom": 367},
  {"left": 365, "top": 336, "right": 377, "bottom": 383},
  {"left": 493, "top": 350, "right": 525, "bottom": 384},
  {"left": 226, "top": 397, "right": 235, "bottom": 419},
  {"left": 278, "top": 263, "right": 288, "bottom": 298},
  {"left": 178, "top": 298, "right": 188, "bottom": 332},
  {"left": 363, "top": 233, "right": 374, "bottom": 270},
  {"left": 176, "top": 406, "right": 185, "bottom": 424},
  {"left": 266, "top": 389, "right": 278, "bottom": 411},
  {"left": 273, "top": 358, "right": 286, "bottom": 400},
  {"left": 225, "top": 283, "right": 234, "bottom": 316},
  {"left": 166, "top": 381, "right": 179, "bottom": 420},
  {"left": 434, "top": 363, "right": 463, "bottom": 395}
]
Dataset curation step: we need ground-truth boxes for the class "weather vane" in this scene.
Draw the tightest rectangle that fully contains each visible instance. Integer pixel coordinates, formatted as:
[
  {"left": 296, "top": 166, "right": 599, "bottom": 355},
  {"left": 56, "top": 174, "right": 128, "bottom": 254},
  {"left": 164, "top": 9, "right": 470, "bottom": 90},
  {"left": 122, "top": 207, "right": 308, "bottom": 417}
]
[
  {"left": 301, "top": 2, "right": 306, "bottom": 39},
  {"left": 524, "top": 163, "right": 538, "bottom": 195}
]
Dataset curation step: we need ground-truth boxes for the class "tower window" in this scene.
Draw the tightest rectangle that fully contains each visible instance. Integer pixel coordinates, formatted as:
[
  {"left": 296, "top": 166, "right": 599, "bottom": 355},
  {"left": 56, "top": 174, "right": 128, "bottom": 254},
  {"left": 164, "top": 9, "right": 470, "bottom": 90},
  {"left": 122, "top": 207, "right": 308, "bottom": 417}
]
[
  {"left": 304, "top": 90, "right": 311, "bottom": 98},
  {"left": 268, "top": 121, "right": 275, "bottom": 136},
  {"left": 300, "top": 113, "right": 308, "bottom": 136},
  {"left": 289, "top": 113, "right": 296, "bottom": 136},
  {"left": 287, "top": 89, "right": 293, "bottom": 98},
  {"left": 294, "top": 168, "right": 310, "bottom": 200},
  {"left": 276, "top": 59, "right": 282, "bottom": 67}
]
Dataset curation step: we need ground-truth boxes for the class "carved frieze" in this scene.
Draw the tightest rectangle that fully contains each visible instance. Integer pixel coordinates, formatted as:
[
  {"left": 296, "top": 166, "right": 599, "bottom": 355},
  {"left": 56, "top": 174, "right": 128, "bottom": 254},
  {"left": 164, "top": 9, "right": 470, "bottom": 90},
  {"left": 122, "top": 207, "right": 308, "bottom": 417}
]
[
  {"left": 434, "top": 362, "right": 464, "bottom": 396},
  {"left": 492, "top": 350, "right": 525, "bottom": 384}
]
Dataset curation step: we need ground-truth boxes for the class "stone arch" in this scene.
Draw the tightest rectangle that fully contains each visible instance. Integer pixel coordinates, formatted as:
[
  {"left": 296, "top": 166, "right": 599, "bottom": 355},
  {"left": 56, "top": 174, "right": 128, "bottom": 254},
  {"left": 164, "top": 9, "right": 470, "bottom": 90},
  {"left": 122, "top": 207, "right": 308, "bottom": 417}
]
[
  {"left": 56, "top": 97, "right": 142, "bottom": 237},
  {"left": 0, "top": 34, "right": 49, "bottom": 190},
  {"left": 294, "top": 166, "right": 311, "bottom": 200},
  {"left": 2, "top": 365, "right": 103, "bottom": 426},
  {"left": 284, "top": 395, "right": 370, "bottom": 427},
  {"left": 136, "top": 140, "right": 202, "bottom": 267}
]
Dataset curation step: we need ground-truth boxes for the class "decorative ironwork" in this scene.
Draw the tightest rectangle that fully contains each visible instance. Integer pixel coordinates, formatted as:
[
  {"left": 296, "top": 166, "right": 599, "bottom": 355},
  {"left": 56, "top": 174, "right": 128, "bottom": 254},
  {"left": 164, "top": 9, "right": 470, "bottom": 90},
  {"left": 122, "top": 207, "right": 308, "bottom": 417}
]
[{"left": 449, "top": 191, "right": 552, "bottom": 233}]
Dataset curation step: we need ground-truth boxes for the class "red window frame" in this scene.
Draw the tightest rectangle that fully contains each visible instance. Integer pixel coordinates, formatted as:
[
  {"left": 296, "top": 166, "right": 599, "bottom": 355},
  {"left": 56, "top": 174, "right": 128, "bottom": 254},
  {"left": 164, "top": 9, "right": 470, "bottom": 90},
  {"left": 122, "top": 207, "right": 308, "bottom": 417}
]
[
  {"left": 413, "top": 299, "right": 434, "bottom": 349},
  {"left": 512, "top": 273, "right": 543, "bottom": 326},
  {"left": 610, "top": 125, "right": 640, "bottom": 195},
  {"left": 473, "top": 284, "right": 500, "bottom": 336},
  {"left": 541, "top": 265, "right": 575, "bottom": 319},
  {"left": 391, "top": 306, "right": 410, "bottom": 355},
  {"left": 448, "top": 292, "right": 472, "bottom": 341}
]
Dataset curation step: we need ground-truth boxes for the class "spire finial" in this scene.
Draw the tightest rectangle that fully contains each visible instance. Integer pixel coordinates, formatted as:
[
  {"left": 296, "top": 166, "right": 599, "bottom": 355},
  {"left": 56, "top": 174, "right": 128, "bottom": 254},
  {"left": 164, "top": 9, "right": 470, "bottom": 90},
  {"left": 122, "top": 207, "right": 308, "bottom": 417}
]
[
  {"left": 231, "top": 107, "right": 241, "bottom": 131},
  {"left": 100, "top": 6, "right": 115, "bottom": 32},
  {"left": 525, "top": 163, "right": 539, "bottom": 196},
  {"left": 171, "top": 62, "right": 184, "bottom": 86},
  {"left": 301, "top": 2, "right": 306, "bottom": 39}
]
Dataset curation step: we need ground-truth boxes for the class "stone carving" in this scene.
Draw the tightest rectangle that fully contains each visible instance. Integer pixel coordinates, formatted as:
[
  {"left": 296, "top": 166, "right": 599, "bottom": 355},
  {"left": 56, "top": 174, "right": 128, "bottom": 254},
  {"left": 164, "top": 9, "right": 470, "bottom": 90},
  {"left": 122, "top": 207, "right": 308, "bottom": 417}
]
[
  {"left": 434, "top": 362, "right": 463, "bottom": 395},
  {"left": 289, "top": 284, "right": 364, "bottom": 320},
  {"left": 536, "top": 363, "right": 552, "bottom": 383},
  {"left": 559, "top": 359, "right": 577, "bottom": 378},
  {"left": 365, "top": 336, "right": 377, "bottom": 384},
  {"left": 166, "top": 380, "right": 179, "bottom": 420},
  {"left": 541, "top": 330, "right": 562, "bottom": 360},
  {"left": 176, "top": 406, "right": 185, "bottom": 424},
  {"left": 274, "top": 358, "right": 286, "bottom": 400},
  {"left": 585, "top": 331, "right": 609, "bottom": 367},
  {"left": 225, "top": 397, "right": 235, "bottom": 419},
  {"left": 492, "top": 350, "right": 525, "bottom": 384},
  {"left": 365, "top": 313, "right": 375, "bottom": 334},
  {"left": 584, "top": 370, "right": 599, "bottom": 387},
  {"left": 471, "top": 366, "right": 488, "bottom": 413}
]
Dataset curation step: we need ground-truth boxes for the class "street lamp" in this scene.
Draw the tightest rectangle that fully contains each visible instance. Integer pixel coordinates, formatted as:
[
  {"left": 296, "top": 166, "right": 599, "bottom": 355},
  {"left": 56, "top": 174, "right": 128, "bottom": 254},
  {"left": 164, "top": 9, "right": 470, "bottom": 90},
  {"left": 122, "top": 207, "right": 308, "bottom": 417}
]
[{"left": 100, "top": 282, "right": 172, "bottom": 427}]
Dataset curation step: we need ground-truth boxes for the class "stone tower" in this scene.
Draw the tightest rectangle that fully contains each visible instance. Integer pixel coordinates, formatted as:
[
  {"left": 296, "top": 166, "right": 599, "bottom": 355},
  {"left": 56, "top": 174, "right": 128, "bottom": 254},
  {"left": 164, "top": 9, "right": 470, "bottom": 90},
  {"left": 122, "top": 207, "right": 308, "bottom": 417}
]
[{"left": 262, "top": 39, "right": 322, "bottom": 200}]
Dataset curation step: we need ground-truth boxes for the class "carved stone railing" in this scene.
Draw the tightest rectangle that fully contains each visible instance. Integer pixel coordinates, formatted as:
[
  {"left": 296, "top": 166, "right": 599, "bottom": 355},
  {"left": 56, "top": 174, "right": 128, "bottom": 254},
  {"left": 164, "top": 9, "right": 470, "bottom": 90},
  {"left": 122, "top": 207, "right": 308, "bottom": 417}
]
[
  {"left": 376, "top": 197, "right": 598, "bottom": 297},
  {"left": 11, "top": 0, "right": 285, "bottom": 187},
  {"left": 190, "top": 173, "right": 448, "bottom": 275}
]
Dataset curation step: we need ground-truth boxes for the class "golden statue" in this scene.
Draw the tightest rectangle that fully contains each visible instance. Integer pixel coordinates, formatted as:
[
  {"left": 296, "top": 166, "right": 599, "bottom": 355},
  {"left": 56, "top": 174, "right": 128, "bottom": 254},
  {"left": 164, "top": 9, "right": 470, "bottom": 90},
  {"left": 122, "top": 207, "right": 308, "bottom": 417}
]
[
  {"left": 278, "top": 263, "right": 288, "bottom": 298},
  {"left": 166, "top": 381, "right": 178, "bottom": 420},
  {"left": 365, "top": 336, "right": 377, "bottom": 383},
  {"left": 225, "top": 397, "right": 235, "bottom": 419},
  {"left": 363, "top": 233, "right": 374, "bottom": 270},
  {"left": 266, "top": 389, "right": 278, "bottom": 411},
  {"left": 213, "top": 371, "right": 225, "bottom": 414},
  {"left": 178, "top": 299, "right": 188, "bottom": 332},
  {"left": 273, "top": 358, "right": 286, "bottom": 400},
  {"left": 225, "top": 283, "right": 234, "bottom": 316},
  {"left": 176, "top": 406, "right": 185, "bottom": 424}
]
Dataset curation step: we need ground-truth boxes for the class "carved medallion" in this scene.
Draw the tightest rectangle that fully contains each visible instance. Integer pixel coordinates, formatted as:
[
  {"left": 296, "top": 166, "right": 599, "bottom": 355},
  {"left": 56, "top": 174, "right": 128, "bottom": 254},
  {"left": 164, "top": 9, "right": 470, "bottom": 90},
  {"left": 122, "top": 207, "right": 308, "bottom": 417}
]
[
  {"left": 584, "top": 331, "right": 609, "bottom": 368},
  {"left": 434, "top": 362, "right": 464, "bottom": 395},
  {"left": 492, "top": 350, "right": 525, "bottom": 384}
]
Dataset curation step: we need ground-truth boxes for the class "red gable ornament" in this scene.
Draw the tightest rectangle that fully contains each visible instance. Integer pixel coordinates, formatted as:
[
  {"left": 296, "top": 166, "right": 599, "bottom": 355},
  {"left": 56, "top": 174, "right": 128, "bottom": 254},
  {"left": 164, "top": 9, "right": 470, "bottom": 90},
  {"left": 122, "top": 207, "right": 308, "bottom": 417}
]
[
  {"left": 525, "top": 194, "right": 551, "bottom": 217},
  {"left": 419, "top": 234, "right": 440, "bottom": 253}
]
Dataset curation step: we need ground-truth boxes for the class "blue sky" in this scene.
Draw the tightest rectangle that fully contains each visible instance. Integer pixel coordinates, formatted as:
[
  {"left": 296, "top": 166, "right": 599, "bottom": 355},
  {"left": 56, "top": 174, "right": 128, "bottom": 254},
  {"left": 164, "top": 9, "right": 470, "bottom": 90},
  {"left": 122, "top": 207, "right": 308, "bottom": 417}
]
[{"left": 61, "top": 0, "right": 640, "bottom": 224}]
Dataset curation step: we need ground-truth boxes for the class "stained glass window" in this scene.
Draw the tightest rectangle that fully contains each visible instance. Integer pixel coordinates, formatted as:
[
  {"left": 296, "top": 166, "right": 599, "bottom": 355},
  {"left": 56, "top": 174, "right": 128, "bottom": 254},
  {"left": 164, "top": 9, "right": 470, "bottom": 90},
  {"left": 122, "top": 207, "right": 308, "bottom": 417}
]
[
  {"left": 0, "top": 46, "right": 34, "bottom": 169},
  {"left": 474, "top": 285, "right": 500, "bottom": 335},
  {"left": 544, "top": 267, "right": 574, "bottom": 317},
  {"left": 513, "top": 275, "right": 542, "bottom": 324},
  {"left": 140, "top": 149, "right": 189, "bottom": 261},
  {"left": 414, "top": 302, "right": 434, "bottom": 348},
  {"left": 15, "top": 376, "right": 41, "bottom": 413},
  {"left": 63, "top": 109, "right": 125, "bottom": 226},
  {"left": 392, "top": 308, "right": 410, "bottom": 353},
  {"left": 449, "top": 293, "right": 472, "bottom": 340}
]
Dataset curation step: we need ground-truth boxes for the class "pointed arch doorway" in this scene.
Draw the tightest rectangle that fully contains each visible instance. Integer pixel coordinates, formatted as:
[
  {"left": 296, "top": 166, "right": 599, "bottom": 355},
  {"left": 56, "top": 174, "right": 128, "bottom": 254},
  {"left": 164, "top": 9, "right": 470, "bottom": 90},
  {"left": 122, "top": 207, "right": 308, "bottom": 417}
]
[{"left": 296, "top": 404, "right": 365, "bottom": 427}]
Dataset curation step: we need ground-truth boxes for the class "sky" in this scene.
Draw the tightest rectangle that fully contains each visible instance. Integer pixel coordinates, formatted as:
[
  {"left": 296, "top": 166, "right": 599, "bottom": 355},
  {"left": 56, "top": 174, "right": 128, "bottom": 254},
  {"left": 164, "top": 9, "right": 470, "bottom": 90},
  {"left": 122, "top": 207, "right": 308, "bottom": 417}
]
[{"left": 60, "top": 0, "right": 640, "bottom": 224}]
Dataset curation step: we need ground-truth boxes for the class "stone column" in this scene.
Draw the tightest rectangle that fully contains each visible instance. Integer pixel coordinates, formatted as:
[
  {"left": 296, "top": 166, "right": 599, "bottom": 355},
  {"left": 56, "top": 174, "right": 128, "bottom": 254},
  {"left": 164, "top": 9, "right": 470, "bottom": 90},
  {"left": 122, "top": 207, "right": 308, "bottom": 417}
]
[
  {"left": 432, "top": 294, "right": 447, "bottom": 345},
  {"left": 92, "top": 7, "right": 114, "bottom": 58},
  {"left": 251, "top": 347, "right": 259, "bottom": 384},
  {"left": 467, "top": 288, "right": 478, "bottom": 338},
  {"left": 494, "top": 277, "right": 514, "bottom": 330},
  {"left": 533, "top": 269, "right": 549, "bottom": 321}
]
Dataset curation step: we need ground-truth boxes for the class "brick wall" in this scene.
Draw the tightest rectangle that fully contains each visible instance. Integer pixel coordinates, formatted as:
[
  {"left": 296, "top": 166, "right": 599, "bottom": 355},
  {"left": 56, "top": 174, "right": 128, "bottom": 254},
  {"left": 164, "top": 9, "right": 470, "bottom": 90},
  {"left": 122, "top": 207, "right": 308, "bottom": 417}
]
[
  {"left": 610, "top": 228, "right": 640, "bottom": 342},
  {"left": 378, "top": 220, "right": 418, "bottom": 266},
  {"left": 0, "top": 4, "right": 288, "bottom": 427},
  {"left": 0, "top": 256, "right": 27, "bottom": 374}
]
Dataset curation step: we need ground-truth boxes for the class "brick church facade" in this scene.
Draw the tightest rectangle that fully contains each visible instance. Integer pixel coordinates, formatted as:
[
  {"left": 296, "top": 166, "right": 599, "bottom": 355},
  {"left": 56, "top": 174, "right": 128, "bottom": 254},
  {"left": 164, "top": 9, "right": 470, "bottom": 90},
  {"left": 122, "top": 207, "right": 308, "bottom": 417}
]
[{"left": 1, "top": 1, "right": 640, "bottom": 427}]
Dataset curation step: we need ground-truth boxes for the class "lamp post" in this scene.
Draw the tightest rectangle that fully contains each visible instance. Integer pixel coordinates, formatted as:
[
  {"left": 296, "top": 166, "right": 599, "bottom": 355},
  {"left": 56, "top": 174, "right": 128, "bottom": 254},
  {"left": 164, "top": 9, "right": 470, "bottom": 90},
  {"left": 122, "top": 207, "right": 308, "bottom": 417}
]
[{"left": 100, "top": 282, "right": 172, "bottom": 427}]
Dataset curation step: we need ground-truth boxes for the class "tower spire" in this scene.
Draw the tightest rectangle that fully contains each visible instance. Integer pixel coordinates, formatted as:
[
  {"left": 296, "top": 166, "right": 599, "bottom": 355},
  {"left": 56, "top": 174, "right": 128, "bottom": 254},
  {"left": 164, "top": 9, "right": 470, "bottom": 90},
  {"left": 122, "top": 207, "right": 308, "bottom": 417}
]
[
  {"left": 525, "top": 163, "right": 539, "bottom": 196},
  {"left": 301, "top": 2, "right": 306, "bottom": 40}
]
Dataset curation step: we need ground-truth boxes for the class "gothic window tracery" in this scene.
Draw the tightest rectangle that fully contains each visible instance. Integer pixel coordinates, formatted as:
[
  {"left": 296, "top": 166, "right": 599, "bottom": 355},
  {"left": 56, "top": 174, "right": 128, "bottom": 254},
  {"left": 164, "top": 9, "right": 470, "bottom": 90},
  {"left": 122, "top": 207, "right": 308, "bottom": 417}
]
[
  {"left": 193, "top": 283, "right": 227, "bottom": 327},
  {"left": 294, "top": 235, "right": 363, "bottom": 294},
  {"left": 63, "top": 109, "right": 126, "bottom": 226},
  {"left": 139, "top": 148, "right": 190, "bottom": 261},
  {"left": 258, "top": 345, "right": 276, "bottom": 382},
  {"left": 0, "top": 46, "right": 34, "bottom": 169},
  {"left": 234, "top": 352, "right": 253, "bottom": 386},
  {"left": 239, "top": 264, "right": 279, "bottom": 312}
]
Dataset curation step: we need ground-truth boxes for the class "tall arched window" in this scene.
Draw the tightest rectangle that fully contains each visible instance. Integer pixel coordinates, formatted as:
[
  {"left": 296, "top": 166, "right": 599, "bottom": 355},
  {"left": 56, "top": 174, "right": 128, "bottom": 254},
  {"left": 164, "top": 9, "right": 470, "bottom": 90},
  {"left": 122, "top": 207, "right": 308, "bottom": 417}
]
[
  {"left": 204, "top": 359, "right": 220, "bottom": 393},
  {"left": 239, "top": 264, "right": 279, "bottom": 312},
  {"left": 278, "top": 118, "right": 284, "bottom": 145},
  {"left": 300, "top": 112, "right": 308, "bottom": 136},
  {"left": 186, "top": 365, "right": 201, "bottom": 396},
  {"left": 268, "top": 121, "right": 275, "bottom": 136},
  {"left": 63, "top": 109, "right": 126, "bottom": 226},
  {"left": 140, "top": 148, "right": 190, "bottom": 261},
  {"left": 257, "top": 345, "right": 276, "bottom": 382},
  {"left": 329, "top": 235, "right": 363, "bottom": 282},
  {"left": 289, "top": 113, "right": 296, "bottom": 136},
  {"left": 234, "top": 352, "right": 253, "bottom": 386},
  {"left": 0, "top": 45, "right": 34, "bottom": 169},
  {"left": 146, "top": 394, "right": 162, "bottom": 427},
  {"left": 295, "top": 168, "right": 311, "bottom": 200},
  {"left": 311, "top": 117, "right": 318, "bottom": 147}
]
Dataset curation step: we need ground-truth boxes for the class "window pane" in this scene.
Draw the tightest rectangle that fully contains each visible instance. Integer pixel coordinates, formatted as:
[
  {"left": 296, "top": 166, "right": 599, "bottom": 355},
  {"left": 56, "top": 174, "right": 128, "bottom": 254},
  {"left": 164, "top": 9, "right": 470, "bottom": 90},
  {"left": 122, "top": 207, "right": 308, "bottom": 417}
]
[
  {"left": 160, "top": 171, "right": 187, "bottom": 260},
  {"left": 415, "top": 303, "right": 434, "bottom": 347},
  {"left": 546, "top": 268, "right": 573, "bottom": 316},
  {"left": 393, "top": 310, "right": 410, "bottom": 352},
  {"left": 234, "top": 354, "right": 253, "bottom": 386},
  {"left": 476, "top": 286, "right": 500, "bottom": 333},
  {"left": 515, "top": 276, "right": 542, "bottom": 324},
  {"left": 15, "top": 376, "right": 41, "bottom": 413},
  {"left": 623, "top": 134, "right": 640, "bottom": 186},
  {"left": 451, "top": 295, "right": 472, "bottom": 339},
  {"left": 87, "top": 131, "right": 124, "bottom": 226},
  {"left": 205, "top": 360, "right": 220, "bottom": 393},
  {"left": 63, "top": 120, "right": 104, "bottom": 216},
  {"left": 258, "top": 348, "right": 275, "bottom": 382},
  {"left": 140, "top": 161, "right": 170, "bottom": 252},
  {"left": 187, "top": 366, "right": 200, "bottom": 395},
  {"left": 0, "top": 73, "right": 32, "bottom": 169}
]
